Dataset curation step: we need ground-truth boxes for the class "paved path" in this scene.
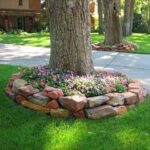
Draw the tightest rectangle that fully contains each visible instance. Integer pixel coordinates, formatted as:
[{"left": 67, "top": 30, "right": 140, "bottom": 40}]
[{"left": 0, "top": 43, "right": 150, "bottom": 93}]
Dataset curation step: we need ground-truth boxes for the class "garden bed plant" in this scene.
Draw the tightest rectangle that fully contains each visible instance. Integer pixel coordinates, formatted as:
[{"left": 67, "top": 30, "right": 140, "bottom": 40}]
[{"left": 5, "top": 65, "right": 147, "bottom": 119}]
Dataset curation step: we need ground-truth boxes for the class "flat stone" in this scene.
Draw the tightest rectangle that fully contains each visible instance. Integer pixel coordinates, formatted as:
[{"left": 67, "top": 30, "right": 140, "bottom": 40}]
[
  {"left": 16, "top": 95, "right": 27, "bottom": 104},
  {"left": 50, "top": 108, "right": 71, "bottom": 118},
  {"left": 44, "top": 86, "right": 56, "bottom": 92},
  {"left": 28, "top": 92, "right": 50, "bottom": 106},
  {"left": 87, "top": 95, "right": 109, "bottom": 108},
  {"left": 122, "top": 92, "right": 138, "bottom": 105},
  {"left": 73, "top": 110, "right": 85, "bottom": 119},
  {"left": 21, "top": 100, "right": 50, "bottom": 113},
  {"left": 85, "top": 105, "right": 117, "bottom": 119},
  {"left": 12, "top": 79, "right": 28, "bottom": 93},
  {"left": 106, "top": 93, "right": 124, "bottom": 106},
  {"left": 18, "top": 85, "right": 39, "bottom": 98},
  {"left": 114, "top": 106, "right": 127, "bottom": 115},
  {"left": 45, "top": 100, "right": 59, "bottom": 109},
  {"left": 59, "top": 95, "right": 87, "bottom": 112}
]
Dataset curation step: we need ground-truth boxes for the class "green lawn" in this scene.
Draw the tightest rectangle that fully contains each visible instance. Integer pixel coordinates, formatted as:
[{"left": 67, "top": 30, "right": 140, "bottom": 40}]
[
  {"left": 0, "top": 33, "right": 150, "bottom": 54},
  {"left": 0, "top": 64, "right": 150, "bottom": 150}
]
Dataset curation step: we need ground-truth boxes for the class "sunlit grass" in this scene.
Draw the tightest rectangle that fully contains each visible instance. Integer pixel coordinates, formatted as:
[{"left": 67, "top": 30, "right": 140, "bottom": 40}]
[
  {"left": 0, "top": 32, "right": 149, "bottom": 54},
  {"left": 0, "top": 64, "right": 150, "bottom": 150}
]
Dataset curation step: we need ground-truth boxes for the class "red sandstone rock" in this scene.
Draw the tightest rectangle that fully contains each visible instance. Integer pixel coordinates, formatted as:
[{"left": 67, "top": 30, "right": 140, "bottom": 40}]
[
  {"left": 18, "top": 85, "right": 39, "bottom": 98},
  {"left": 73, "top": 110, "right": 85, "bottom": 119},
  {"left": 5, "top": 87, "right": 16, "bottom": 100},
  {"left": 16, "top": 95, "right": 27, "bottom": 104},
  {"left": 47, "top": 89, "right": 64, "bottom": 99},
  {"left": 114, "top": 106, "right": 127, "bottom": 115},
  {"left": 59, "top": 95, "right": 87, "bottom": 112},
  {"left": 122, "top": 92, "right": 138, "bottom": 105},
  {"left": 44, "top": 86, "right": 56, "bottom": 92},
  {"left": 46, "top": 100, "right": 59, "bottom": 109}
]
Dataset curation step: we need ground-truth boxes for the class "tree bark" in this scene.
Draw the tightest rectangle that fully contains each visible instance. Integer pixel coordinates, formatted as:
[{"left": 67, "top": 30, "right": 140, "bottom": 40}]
[
  {"left": 103, "top": 0, "right": 122, "bottom": 45},
  {"left": 123, "top": 0, "right": 135, "bottom": 36},
  {"left": 97, "top": 0, "right": 104, "bottom": 34},
  {"left": 48, "top": 0, "right": 93, "bottom": 75}
]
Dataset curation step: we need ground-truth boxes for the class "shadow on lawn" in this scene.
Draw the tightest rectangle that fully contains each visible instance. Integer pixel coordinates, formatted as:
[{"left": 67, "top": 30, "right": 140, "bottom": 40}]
[{"left": 0, "top": 65, "right": 150, "bottom": 150}]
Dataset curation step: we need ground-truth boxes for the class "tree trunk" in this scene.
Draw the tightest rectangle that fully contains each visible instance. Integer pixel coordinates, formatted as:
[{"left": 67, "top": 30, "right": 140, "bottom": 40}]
[
  {"left": 123, "top": 0, "right": 135, "bottom": 36},
  {"left": 48, "top": 0, "right": 93, "bottom": 75},
  {"left": 103, "top": 0, "right": 122, "bottom": 45},
  {"left": 97, "top": 0, "right": 104, "bottom": 34}
]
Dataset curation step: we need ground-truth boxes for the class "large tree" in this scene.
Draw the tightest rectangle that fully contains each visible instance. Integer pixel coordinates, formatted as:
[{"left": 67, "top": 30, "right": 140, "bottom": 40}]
[
  {"left": 48, "top": 0, "right": 93, "bottom": 75},
  {"left": 123, "top": 0, "right": 135, "bottom": 36},
  {"left": 103, "top": 0, "right": 123, "bottom": 45},
  {"left": 97, "top": 0, "right": 104, "bottom": 34}
]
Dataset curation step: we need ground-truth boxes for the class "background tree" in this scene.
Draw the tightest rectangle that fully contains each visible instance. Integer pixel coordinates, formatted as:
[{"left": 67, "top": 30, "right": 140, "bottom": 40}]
[
  {"left": 48, "top": 0, "right": 93, "bottom": 75},
  {"left": 103, "top": 0, "right": 123, "bottom": 45},
  {"left": 97, "top": 0, "right": 104, "bottom": 34},
  {"left": 123, "top": 0, "right": 135, "bottom": 36}
]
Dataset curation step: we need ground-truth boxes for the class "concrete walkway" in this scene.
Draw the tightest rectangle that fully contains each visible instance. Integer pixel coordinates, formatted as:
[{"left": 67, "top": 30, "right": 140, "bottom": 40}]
[{"left": 0, "top": 43, "right": 150, "bottom": 93}]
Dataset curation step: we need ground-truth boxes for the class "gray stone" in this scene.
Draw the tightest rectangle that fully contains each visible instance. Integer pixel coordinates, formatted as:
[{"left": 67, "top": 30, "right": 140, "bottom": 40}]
[
  {"left": 87, "top": 95, "right": 109, "bottom": 108},
  {"left": 106, "top": 93, "right": 124, "bottom": 106},
  {"left": 85, "top": 105, "right": 117, "bottom": 119},
  {"left": 59, "top": 95, "right": 87, "bottom": 112},
  {"left": 50, "top": 109, "right": 71, "bottom": 118},
  {"left": 12, "top": 79, "right": 28, "bottom": 93},
  {"left": 28, "top": 92, "right": 50, "bottom": 106}
]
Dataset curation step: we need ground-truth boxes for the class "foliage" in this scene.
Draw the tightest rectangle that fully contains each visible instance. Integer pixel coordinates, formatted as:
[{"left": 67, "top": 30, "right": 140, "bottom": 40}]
[{"left": 21, "top": 65, "right": 129, "bottom": 97}]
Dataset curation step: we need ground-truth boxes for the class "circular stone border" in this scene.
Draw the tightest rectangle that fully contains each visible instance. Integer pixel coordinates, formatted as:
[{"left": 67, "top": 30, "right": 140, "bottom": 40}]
[{"left": 5, "top": 73, "right": 147, "bottom": 119}]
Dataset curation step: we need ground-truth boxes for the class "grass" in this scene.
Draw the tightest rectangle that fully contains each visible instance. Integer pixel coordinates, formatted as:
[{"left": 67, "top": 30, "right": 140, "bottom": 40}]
[
  {"left": 0, "top": 64, "right": 150, "bottom": 150},
  {"left": 0, "top": 32, "right": 149, "bottom": 54}
]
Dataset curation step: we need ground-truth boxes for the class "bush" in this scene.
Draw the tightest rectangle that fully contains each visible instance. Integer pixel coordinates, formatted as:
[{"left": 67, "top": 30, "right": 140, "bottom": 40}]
[{"left": 133, "top": 13, "right": 148, "bottom": 33}]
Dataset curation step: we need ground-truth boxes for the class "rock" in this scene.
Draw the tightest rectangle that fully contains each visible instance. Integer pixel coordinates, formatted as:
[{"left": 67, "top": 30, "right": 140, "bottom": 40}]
[
  {"left": 122, "top": 92, "right": 138, "bottom": 105},
  {"left": 18, "top": 85, "right": 39, "bottom": 97},
  {"left": 106, "top": 93, "right": 124, "bottom": 106},
  {"left": 47, "top": 89, "right": 64, "bottom": 99},
  {"left": 16, "top": 95, "right": 27, "bottom": 104},
  {"left": 28, "top": 92, "right": 50, "bottom": 106},
  {"left": 114, "top": 106, "right": 127, "bottom": 115},
  {"left": 128, "top": 83, "right": 142, "bottom": 90},
  {"left": 85, "top": 105, "right": 117, "bottom": 119},
  {"left": 73, "top": 110, "right": 85, "bottom": 119},
  {"left": 21, "top": 100, "right": 50, "bottom": 113},
  {"left": 12, "top": 79, "right": 28, "bottom": 93},
  {"left": 5, "top": 87, "right": 15, "bottom": 100},
  {"left": 50, "top": 109, "right": 71, "bottom": 118},
  {"left": 126, "top": 104, "right": 136, "bottom": 110},
  {"left": 129, "top": 88, "right": 147, "bottom": 103},
  {"left": 8, "top": 73, "right": 21, "bottom": 87},
  {"left": 59, "top": 95, "right": 87, "bottom": 112},
  {"left": 87, "top": 95, "right": 109, "bottom": 108},
  {"left": 45, "top": 100, "right": 59, "bottom": 109},
  {"left": 44, "top": 86, "right": 56, "bottom": 92}
]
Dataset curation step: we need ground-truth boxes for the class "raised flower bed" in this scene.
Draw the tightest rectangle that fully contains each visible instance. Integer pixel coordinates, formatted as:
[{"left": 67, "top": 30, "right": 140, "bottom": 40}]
[{"left": 5, "top": 66, "right": 147, "bottom": 119}]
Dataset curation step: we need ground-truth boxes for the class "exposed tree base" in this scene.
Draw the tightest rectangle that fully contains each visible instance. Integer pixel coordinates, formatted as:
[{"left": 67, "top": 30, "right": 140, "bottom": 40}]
[{"left": 92, "top": 41, "right": 138, "bottom": 53}]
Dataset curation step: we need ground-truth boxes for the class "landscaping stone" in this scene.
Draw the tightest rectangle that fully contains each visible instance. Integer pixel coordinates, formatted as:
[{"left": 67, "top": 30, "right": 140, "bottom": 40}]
[
  {"left": 73, "top": 110, "right": 85, "bottom": 119},
  {"left": 85, "top": 105, "right": 117, "bottom": 119},
  {"left": 87, "top": 95, "right": 109, "bottom": 108},
  {"left": 114, "top": 106, "right": 127, "bottom": 115},
  {"left": 45, "top": 100, "right": 59, "bottom": 109},
  {"left": 28, "top": 92, "right": 50, "bottom": 106},
  {"left": 18, "top": 85, "right": 39, "bottom": 97},
  {"left": 8, "top": 73, "right": 21, "bottom": 87},
  {"left": 21, "top": 100, "right": 50, "bottom": 113},
  {"left": 5, "top": 87, "right": 16, "bottom": 100},
  {"left": 59, "top": 95, "right": 87, "bottom": 112},
  {"left": 50, "top": 108, "right": 71, "bottom": 118},
  {"left": 16, "top": 95, "right": 27, "bottom": 104},
  {"left": 47, "top": 89, "right": 64, "bottom": 99},
  {"left": 12, "top": 79, "right": 28, "bottom": 93},
  {"left": 106, "top": 93, "right": 124, "bottom": 106},
  {"left": 122, "top": 92, "right": 138, "bottom": 105},
  {"left": 126, "top": 104, "right": 136, "bottom": 110},
  {"left": 44, "top": 86, "right": 56, "bottom": 92}
]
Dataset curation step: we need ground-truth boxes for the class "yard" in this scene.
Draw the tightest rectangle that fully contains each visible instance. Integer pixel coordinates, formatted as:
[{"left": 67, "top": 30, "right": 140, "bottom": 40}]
[
  {"left": 0, "top": 64, "right": 150, "bottom": 150},
  {"left": 0, "top": 33, "right": 150, "bottom": 54}
]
